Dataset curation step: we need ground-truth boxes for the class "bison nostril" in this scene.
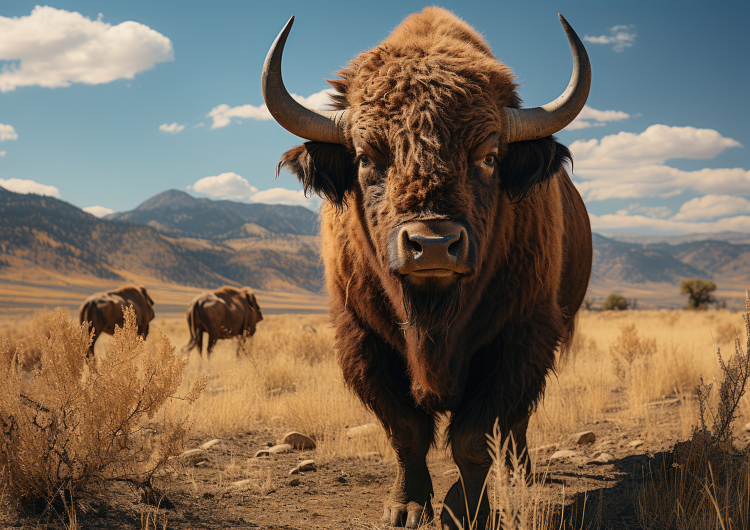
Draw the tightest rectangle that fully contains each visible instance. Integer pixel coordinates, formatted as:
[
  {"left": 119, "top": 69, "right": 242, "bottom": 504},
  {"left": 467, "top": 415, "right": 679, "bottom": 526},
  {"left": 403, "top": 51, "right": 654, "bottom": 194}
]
[
  {"left": 406, "top": 238, "right": 423, "bottom": 257},
  {"left": 447, "top": 233, "right": 462, "bottom": 257}
]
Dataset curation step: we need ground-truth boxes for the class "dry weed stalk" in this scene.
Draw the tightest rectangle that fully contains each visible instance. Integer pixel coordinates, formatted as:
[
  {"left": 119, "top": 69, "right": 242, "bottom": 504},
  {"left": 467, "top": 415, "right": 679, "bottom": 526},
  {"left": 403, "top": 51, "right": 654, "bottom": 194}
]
[{"left": 0, "top": 307, "right": 206, "bottom": 506}]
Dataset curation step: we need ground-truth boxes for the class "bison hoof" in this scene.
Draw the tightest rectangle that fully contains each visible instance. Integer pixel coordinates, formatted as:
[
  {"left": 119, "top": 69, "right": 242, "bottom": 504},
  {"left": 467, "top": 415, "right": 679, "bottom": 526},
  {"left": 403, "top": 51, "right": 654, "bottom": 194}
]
[
  {"left": 383, "top": 501, "right": 433, "bottom": 528},
  {"left": 440, "top": 482, "right": 489, "bottom": 530}
]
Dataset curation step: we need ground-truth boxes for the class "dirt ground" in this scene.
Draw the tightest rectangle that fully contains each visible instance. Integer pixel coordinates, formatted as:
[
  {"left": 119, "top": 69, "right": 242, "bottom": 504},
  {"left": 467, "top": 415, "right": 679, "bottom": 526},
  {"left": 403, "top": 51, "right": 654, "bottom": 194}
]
[{"left": 4, "top": 391, "right": 744, "bottom": 530}]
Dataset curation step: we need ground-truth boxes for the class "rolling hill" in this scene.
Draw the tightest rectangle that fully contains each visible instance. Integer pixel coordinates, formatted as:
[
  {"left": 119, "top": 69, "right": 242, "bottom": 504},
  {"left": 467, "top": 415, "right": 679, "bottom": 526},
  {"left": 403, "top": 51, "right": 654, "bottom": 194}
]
[
  {"left": 0, "top": 187, "right": 323, "bottom": 293},
  {"left": 2, "top": 186, "right": 749, "bottom": 309}
]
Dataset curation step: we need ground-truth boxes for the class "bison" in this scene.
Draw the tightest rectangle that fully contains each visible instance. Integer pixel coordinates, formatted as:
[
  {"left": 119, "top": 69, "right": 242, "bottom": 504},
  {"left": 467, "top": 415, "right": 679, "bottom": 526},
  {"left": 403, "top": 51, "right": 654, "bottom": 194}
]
[
  {"left": 79, "top": 285, "right": 155, "bottom": 356},
  {"left": 186, "top": 286, "right": 263, "bottom": 358},
  {"left": 263, "top": 7, "right": 592, "bottom": 529}
]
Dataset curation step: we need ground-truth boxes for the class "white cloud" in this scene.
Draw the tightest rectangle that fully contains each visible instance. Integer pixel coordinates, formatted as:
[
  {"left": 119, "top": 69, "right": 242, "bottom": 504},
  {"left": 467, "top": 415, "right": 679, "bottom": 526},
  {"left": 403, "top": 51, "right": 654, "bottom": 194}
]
[
  {"left": 251, "top": 187, "right": 319, "bottom": 209},
  {"left": 566, "top": 105, "right": 630, "bottom": 131},
  {"left": 188, "top": 172, "right": 259, "bottom": 199},
  {"left": 188, "top": 172, "right": 319, "bottom": 209},
  {"left": 0, "top": 6, "right": 173, "bottom": 92},
  {"left": 159, "top": 122, "right": 185, "bottom": 134},
  {"left": 570, "top": 125, "right": 746, "bottom": 201},
  {"left": 0, "top": 178, "right": 60, "bottom": 197},
  {"left": 572, "top": 125, "right": 741, "bottom": 169},
  {"left": 83, "top": 205, "right": 115, "bottom": 217},
  {"left": 207, "top": 89, "right": 334, "bottom": 129},
  {"left": 584, "top": 24, "right": 636, "bottom": 52},
  {"left": 672, "top": 195, "right": 750, "bottom": 221},
  {"left": 0, "top": 151, "right": 6, "bottom": 157},
  {"left": 590, "top": 213, "right": 750, "bottom": 234},
  {"left": 0, "top": 123, "right": 18, "bottom": 141},
  {"left": 615, "top": 204, "right": 672, "bottom": 218}
]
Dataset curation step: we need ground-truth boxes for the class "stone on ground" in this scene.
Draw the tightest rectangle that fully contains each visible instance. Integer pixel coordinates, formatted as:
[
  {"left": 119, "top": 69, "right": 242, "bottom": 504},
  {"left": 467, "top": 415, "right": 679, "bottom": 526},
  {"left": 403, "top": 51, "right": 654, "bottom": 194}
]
[{"left": 282, "top": 431, "right": 316, "bottom": 450}]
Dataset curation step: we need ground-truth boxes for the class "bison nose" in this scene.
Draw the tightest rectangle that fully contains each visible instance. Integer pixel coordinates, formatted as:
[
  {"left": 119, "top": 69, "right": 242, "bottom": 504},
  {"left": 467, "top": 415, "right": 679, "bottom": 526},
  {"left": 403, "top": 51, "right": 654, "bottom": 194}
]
[{"left": 389, "top": 220, "right": 475, "bottom": 277}]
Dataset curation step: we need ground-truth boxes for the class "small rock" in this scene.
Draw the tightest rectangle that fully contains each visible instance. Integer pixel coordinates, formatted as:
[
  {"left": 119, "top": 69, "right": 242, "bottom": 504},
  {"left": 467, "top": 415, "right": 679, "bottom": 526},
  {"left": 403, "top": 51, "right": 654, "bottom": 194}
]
[
  {"left": 255, "top": 444, "right": 293, "bottom": 458},
  {"left": 530, "top": 444, "right": 558, "bottom": 455},
  {"left": 567, "top": 431, "right": 596, "bottom": 445},
  {"left": 289, "top": 459, "right": 316, "bottom": 474},
  {"left": 587, "top": 453, "right": 614, "bottom": 465},
  {"left": 282, "top": 432, "right": 316, "bottom": 450},
  {"left": 200, "top": 439, "right": 221, "bottom": 450},
  {"left": 744, "top": 422, "right": 750, "bottom": 433},
  {"left": 289, "top": 478, "right": 301, "bottom": 486},
  {"left": 629, "top": 440, "right": 644, "bottom": 448},
  {"left": 177, "top": 448, "right": 203, "bottom": 459},
  {"left": 347, "top": 423, "right": 380, "bottom": 438},
  {"left": 443, "top": 467, "right": 459, "bottom": 476},
  {"left": 550, "top": 450, "right": 580, "bottom": 460},
  {"left": 231, "top": 479, "right": 253, "bottom": 488}
]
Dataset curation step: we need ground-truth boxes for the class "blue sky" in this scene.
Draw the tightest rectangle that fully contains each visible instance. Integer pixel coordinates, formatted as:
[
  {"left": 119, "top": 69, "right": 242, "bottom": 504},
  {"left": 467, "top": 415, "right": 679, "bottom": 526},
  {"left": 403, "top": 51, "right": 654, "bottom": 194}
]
[{"left": 1, "top": 1, "right": 748, "bottom": 235}]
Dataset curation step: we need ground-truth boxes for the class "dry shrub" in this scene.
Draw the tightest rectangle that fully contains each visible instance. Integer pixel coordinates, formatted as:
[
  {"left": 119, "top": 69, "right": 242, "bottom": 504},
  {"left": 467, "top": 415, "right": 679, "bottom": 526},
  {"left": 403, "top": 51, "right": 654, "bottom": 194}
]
[
  {"left": 0, "top": 308, "right": 57, "bottom": 371},
  {"left": 634, "top": 292, "right": 750, "bottom": 530},
  {"left": 715, "top": 321, "right": 737, "bottom": 344},
  {"left": 0, "top": 307, "right": 206, "bottom": 506},
  {"left": 610, "top": 323, "right": 656, "bottom": 382}
]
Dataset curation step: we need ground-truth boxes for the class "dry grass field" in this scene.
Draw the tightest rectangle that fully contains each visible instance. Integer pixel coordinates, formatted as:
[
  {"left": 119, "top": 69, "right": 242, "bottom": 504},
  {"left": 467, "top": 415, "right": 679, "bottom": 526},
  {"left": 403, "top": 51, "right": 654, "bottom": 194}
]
[{"left": 1, "top": 301, "right": 749, "bottom": 529}]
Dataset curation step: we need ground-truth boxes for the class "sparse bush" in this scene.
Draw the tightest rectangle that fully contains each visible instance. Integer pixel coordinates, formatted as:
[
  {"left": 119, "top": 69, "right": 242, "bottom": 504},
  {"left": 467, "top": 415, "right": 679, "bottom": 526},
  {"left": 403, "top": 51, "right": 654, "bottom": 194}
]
[
  {"left": 602, "top": 293, "right": 628, "bottom": 311},
  {"left": 715, "top": 321, "right": 737, "bottom": 344},
  {"left": 0, "top": 307, "right": 206, "bottom": 506},
  {"left": 582, "top": 297, "right": 594, "bottom": 310},
  {"left": 681, "top": 278, "right": 717, "bottom": 310},
  {"left": 609, "top": 323, "right": 657, "bottom": 381}
]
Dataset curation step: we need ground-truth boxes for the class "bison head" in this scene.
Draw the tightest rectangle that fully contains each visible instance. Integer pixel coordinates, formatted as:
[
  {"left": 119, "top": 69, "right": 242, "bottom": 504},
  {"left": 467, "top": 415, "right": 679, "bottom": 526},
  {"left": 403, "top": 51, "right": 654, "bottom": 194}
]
[{"left": 268, "top": 8, "right": 590, "bottom": 400}]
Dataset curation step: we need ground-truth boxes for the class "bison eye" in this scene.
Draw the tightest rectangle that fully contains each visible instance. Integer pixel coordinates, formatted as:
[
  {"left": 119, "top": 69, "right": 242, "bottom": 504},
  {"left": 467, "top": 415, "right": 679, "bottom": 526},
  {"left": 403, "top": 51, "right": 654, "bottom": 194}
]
[
  {"left": 483, "top": 154, "right": 496, "bottom": 166},
  {"left": 358, "top": 155, "right": 372, "bottom": 169}
]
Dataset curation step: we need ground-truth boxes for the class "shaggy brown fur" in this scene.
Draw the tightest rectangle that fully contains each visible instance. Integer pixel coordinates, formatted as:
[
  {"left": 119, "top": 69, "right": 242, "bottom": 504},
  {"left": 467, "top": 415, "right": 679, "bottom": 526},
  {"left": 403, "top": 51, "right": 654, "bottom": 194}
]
[
  {"left": 79, "top": 285, "right": 155, "bottom": 356},
  {"left": 277, "top": 7, "right": 592, "bottom": 529},
  {"left": 186, "top": 286, "right": 263, "bottom": 358}
]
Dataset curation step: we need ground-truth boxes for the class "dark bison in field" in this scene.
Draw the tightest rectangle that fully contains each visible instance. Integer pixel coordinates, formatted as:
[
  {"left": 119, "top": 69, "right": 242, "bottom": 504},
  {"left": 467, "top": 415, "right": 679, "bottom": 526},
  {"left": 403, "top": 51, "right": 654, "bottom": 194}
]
[
  {"left": 79, "top": 285, "right": 155, "bottom": 355},
  {"left": 263, "top": 7, "right": 592, "bottom": 529},
  {"left": 186, "top": 286, "right": 263, "bottom": 358}
]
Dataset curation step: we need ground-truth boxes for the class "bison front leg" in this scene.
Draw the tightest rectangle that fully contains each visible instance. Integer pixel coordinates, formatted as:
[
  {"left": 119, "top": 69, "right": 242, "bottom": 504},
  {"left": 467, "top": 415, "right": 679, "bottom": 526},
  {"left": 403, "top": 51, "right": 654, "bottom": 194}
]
[
  {"left": 338, "top": 321, "right": 435, "bottom": 528},
  {"left": 442, "top": 414, "right": 531, "bottom": 530},
  {"left": 442, "top": 337, "right": 549, "bottom": 530},
  {"left": 383, "top": 415, "right": 435, "bottom": 528}
]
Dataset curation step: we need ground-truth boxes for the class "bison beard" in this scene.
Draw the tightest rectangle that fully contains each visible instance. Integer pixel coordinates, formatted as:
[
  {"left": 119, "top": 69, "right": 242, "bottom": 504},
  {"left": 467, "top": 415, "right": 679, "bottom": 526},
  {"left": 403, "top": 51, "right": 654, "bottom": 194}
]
[
  {"left": 400, "top": 276, "right": 463, "bottom": 405},
  {"left": 400, "top": 276, "right": 462, "bottom": 336}
]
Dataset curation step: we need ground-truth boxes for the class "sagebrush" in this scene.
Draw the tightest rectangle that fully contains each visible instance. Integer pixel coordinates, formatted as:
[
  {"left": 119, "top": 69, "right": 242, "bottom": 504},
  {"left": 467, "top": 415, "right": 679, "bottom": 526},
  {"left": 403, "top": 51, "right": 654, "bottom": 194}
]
[{"left": 0, "top": 307, "right": 206, "bottom": 505}]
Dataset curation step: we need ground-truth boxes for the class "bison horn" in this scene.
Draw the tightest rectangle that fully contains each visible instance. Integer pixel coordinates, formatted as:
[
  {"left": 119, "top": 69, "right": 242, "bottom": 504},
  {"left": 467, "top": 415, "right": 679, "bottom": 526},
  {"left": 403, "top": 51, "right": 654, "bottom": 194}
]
[
  {"left": 262, "top": 16, "right": 348, "bottom": 144},
  {"left": 504, "top": 14, "right": 591, "bottom": 143}
]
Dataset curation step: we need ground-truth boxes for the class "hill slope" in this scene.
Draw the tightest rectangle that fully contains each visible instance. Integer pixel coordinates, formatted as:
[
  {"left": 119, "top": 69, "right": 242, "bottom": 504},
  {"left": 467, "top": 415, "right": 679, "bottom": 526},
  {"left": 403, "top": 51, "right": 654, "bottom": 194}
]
[
  {"left": 106, "top": 189, "right": 318, "bottom": 239},
  {"left": 0, "top": 188, "right": 323, "bottom": 292}
]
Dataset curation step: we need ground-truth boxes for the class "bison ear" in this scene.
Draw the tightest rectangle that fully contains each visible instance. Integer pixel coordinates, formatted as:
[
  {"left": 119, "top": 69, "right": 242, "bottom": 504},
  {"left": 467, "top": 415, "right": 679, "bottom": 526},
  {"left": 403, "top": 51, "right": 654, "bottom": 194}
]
[
  {"left": 497, "top": 136, "right": 572, "bottom": 203},
  {"left": 278, "top": 142, "right": 356, "bottom": 209},
  {"left": 140, "top": 286, "right": 155, "bottom": 306}
]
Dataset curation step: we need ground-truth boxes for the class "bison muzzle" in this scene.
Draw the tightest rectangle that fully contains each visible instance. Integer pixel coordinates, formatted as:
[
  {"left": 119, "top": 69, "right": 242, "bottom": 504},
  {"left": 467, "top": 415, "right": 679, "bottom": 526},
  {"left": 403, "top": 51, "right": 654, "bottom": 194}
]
[{"left": 262, "top": 7, "right": 593, "bottom": 529}]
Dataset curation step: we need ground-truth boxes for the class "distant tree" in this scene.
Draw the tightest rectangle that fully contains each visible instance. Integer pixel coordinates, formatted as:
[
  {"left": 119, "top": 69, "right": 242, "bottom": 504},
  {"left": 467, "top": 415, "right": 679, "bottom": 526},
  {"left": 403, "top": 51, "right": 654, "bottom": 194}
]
[
  {"left": 582, "top": 297, "right": 594, "bottom": 310},
  {"left": 603, "top": 293, "right": 628, "bottom": 311},
  {"left": 681, "top": 278, "right": 717, "bottom": 310}
]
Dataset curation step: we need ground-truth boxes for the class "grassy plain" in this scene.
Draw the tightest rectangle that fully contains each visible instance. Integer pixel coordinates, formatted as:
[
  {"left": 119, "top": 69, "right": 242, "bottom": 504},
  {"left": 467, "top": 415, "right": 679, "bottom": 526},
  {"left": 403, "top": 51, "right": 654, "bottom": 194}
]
[{"left": 2, "top": 303, "right": 749, "bottom": 528}]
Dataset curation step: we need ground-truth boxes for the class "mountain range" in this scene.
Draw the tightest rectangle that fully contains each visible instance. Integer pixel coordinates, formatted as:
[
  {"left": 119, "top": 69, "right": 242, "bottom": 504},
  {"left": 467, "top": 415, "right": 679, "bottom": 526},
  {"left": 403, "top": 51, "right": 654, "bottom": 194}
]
[{"left": 1, "top": 187, "right": 749, "bottom": 309}]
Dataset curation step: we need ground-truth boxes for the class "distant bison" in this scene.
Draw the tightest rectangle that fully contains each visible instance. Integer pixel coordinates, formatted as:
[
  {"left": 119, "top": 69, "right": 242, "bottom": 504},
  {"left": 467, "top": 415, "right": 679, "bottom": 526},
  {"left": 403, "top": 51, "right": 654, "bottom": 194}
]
[
  {"left": 263, "top": 7, "right": 592, "bottom": 529},
  {"left": 79, "top": 285, "right": 155, "bottom": 356},
  {"left": 186, "top": 286, "right": 263, "bottom": 358}
]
